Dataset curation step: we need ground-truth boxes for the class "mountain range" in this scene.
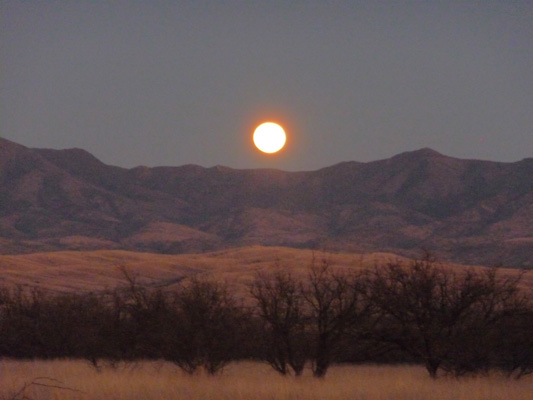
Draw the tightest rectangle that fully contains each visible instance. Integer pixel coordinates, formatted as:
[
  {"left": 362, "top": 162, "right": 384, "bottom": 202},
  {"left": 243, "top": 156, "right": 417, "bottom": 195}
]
[{"left": 1, "top": 138, "right": 532, "bottom": 267}]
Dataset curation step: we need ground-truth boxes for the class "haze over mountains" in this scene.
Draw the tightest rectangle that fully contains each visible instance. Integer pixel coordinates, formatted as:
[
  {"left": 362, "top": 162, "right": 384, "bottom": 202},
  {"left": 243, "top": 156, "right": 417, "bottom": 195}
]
[{"left": 1, "top": 138, "right": 532, "bottom": 267}]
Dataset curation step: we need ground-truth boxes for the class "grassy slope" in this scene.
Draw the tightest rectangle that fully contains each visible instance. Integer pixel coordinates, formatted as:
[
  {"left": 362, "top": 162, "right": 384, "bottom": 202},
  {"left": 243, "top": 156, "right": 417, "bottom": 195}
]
[
  {"left": 0, "top": 246, "right": 530, "bottom": 295},
  {"left": 0, "top": 246, "right": 405, "bottom": 293}
]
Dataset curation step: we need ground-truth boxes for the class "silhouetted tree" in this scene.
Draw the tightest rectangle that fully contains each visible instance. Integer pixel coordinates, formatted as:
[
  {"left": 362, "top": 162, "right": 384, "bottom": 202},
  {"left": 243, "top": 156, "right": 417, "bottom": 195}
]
[
  {"left": 165, "top": 276, "right": 245, "bottom": 374},
  {"left": 0, "top": 287, "right": 112, "bottom": 363},
  {"left": 366, "top": 254, "right": 530, "bottom": 378},
  {"left": 442, "top": 269, "right": 532, "bottom": 377},
  {"left": 250, "top": 270, "right": 309, "bottom": 376},
  {"left": 494, "top": 308, "right": 533, "bottom": 378},
  {"left": 115, "top": 267, "right": 172, "bottom": 359},
  {"left": 0, "top": 287, "right": 44, "bottom": 358},
  {"left": 302, "top": 257, "right": 371, "bottom": 377}
]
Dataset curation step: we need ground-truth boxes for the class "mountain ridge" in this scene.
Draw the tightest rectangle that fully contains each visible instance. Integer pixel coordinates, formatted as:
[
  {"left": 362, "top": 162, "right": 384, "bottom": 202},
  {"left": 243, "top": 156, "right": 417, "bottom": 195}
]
[{"left": 1, "top": 138, "right": 532, "bottom": 267}]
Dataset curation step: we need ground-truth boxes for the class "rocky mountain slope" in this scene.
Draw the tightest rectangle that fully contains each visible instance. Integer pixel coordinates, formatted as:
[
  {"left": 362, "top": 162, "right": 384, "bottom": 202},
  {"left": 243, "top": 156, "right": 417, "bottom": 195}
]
[{"left": 1, "top": 138, "right": 532, "bottom": 267}]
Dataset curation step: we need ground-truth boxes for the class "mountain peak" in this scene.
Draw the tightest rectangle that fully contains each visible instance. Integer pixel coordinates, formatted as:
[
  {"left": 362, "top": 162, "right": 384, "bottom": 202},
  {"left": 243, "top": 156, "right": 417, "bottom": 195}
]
[
  {"left": 398, "top": 147, "right": 445, "bottom": 158},
  {"left": 0, "top": 137, "right": 29, "bottom": 155},
  {"left": 1, "top": 139, "right": 532, "bottom": 268},
  {"left": 36, "top": 146, "right": 106, "bottom": 166}
]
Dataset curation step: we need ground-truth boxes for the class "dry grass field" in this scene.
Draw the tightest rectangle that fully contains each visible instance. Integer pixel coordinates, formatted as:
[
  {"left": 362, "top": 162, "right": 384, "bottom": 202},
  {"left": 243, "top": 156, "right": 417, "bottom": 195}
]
[
  {"left": 0, "top": 246, "right": 411, "bottom": 294},
  {"left": 1, "top": 359, "right": 532, "bottom": 400},
  {"left": 1, "top": 246, "right": 530, "bottom": 296}
]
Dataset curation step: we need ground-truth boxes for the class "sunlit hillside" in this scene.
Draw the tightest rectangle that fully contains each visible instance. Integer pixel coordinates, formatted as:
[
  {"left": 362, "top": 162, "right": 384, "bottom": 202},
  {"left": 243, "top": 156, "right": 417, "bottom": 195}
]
[
  {"left": 0, "top": 246, "right": 530, "bottom": 296},
  {"left": 0, "top": 246, "right": 409, "bottom": 294}
]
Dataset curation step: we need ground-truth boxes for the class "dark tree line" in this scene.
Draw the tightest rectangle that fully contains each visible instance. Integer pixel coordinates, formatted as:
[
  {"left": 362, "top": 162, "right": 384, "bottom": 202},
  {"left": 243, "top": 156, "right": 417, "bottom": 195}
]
[
  {"left": 364, "top": 256, "right": 532, "bottom": 378},
  {"left": 0, "top": 256, "right": 532, "bottom": 378}
]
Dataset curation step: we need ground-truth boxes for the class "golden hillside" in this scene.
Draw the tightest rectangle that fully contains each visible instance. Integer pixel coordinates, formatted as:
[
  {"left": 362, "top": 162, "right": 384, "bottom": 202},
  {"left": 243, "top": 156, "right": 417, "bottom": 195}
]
[
  {"left": 0, "top": 246, "right": 409, "bottom": 294},
  {"left": 1, "top": 246, "right": 531, "bottom": 297}
]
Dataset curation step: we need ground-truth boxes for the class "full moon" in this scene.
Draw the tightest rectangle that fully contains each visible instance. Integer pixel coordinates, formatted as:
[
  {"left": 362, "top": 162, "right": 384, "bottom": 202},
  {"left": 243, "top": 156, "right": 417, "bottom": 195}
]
[{"left": 253, "top": 122, "right": 286, "bottom": 154}]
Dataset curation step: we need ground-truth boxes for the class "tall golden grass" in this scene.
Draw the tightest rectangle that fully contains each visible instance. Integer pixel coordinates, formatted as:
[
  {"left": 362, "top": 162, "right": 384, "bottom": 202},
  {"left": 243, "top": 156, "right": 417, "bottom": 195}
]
[{"left": 1, "top": 360, "right": 532, "bottom": 400}]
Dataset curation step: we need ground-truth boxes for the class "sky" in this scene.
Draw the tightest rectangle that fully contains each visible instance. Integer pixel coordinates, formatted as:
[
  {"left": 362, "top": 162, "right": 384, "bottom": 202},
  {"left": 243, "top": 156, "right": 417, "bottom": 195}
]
[{"left": 2, "top": 1, "right": 532, "bottom": 171}]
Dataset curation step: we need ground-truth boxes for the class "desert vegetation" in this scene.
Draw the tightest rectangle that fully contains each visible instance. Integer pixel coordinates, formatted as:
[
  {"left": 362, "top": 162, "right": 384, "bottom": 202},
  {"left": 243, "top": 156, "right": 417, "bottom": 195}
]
[
  {"left": 2, "top": 360, "right": 533, "bottom": 400},
  {"left": 1, "top": 253, "right": 531, "bottom": 383}
]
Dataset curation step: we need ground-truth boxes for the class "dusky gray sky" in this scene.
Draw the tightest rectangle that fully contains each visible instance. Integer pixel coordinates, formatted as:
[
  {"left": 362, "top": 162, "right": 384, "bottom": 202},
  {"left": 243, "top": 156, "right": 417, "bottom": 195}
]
[{"left": 2, "top": 1, "right": 532, "bottom": 171}]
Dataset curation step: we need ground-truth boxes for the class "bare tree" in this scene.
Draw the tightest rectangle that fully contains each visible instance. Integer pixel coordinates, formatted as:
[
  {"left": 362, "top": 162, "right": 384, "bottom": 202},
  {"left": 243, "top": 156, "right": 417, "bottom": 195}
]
[
  {"left": 366, "top": 254, "right": 530, "bottom": 378},
  {"left": 116, "top": 267, "right": 171, "bottom": 360},
  {"left": 250, "top": 256, "right": 373, "bottom": 378},
  {"left": 494, "top": 307, "right": 533, "bottom": 378},
  {"left": 166, "top": 276, "right": 245, "bottom": 375},
  {"left": 442, "top": 268, "right": 532, "bottom": 377},
  {"left": 250, "top": 270, "right": 308, "bottom": 376},
  {"left": 302, "top": 257, "right": 371, "bottom": 377}
]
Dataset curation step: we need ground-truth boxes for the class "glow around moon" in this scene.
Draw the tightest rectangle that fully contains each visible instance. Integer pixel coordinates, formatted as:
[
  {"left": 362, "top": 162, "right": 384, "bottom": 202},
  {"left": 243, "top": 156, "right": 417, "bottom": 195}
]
[{"left": 253, "top": 122, "right": 286, "bottom": 154}]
